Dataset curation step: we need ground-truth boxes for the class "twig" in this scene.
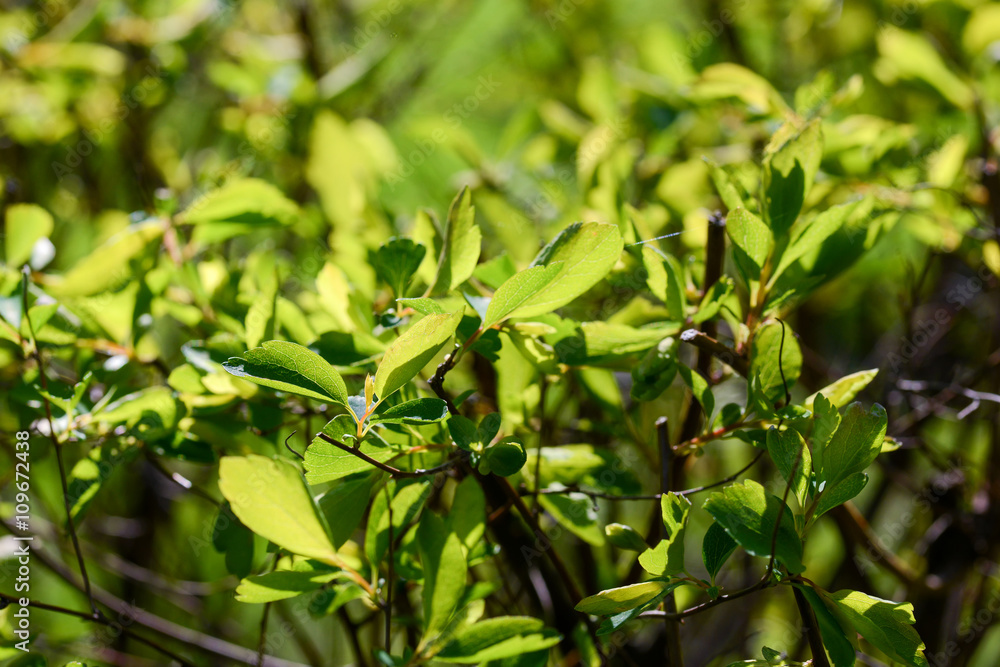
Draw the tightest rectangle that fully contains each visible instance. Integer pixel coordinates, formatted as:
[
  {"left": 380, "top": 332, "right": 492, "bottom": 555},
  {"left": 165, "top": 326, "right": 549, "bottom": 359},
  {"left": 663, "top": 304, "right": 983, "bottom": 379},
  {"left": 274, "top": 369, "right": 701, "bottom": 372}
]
[
  {"left": 21, "top": 268, "right": 99, "bottom": 619},
  {"left": 679, "top": 329, "right": 749, "bottom": 377},
  {"left": 793, "top": 586, "right": 832, "bottom": 667},
  {"left": 657, "top": 418, "right": 684, "bottom": 667},
  {"left": 284, "top": 430, "right": 305, "bottom": 461},
  {"left": 0, "top": 591, "right": 194, "bottom": 666},
  {"left": 428, "top": 343, "right": 462, "bottom": 416},
  {"left": 384, "top": 483, "right": 394, "bottom": 653},
  {"left": 0, "top": 519, "right": 309, "bottom": 666},
  {"left": 316, "top": 432, "right": 459, "bottom": 478}
]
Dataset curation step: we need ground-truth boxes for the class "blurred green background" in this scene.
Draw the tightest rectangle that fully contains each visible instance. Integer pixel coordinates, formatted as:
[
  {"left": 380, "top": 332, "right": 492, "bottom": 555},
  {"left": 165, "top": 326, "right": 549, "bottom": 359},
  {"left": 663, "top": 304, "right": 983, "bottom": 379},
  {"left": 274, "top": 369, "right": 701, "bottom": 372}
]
[{"left": 1, "top": 0, "right": 1000, "bottom": 665}]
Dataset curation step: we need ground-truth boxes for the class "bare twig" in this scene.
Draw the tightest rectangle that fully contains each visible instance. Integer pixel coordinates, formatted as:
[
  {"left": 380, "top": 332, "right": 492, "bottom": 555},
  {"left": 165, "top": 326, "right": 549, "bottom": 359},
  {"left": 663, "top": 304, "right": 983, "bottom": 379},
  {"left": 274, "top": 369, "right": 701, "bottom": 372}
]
[
  {"left": 657, "top": 417, "right": 684, "bottom": 667},
  {"left": 21, "top": 268, "right": 99, "bottom": 618},
  {"left": 0, "top": 592, "right": 194, "bottom": 666},
  {"left": 679, "top": 329, "right": 750, "bottom": 378}
]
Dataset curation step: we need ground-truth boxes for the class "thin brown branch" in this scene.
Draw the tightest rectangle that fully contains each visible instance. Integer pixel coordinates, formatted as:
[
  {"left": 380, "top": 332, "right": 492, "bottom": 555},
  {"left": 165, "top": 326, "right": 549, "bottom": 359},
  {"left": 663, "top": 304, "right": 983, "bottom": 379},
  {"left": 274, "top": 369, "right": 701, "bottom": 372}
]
[
  {"left": 316, "top": 432, "right": 460, "bottom": 478},
  {"left": 21, "top": 268, "right": 99, "bottom": 618},
  {"left": 657, "top": 417, "right": 684, "bottom": 667},
  {"left": 679, "top": 329, "right": 749, "bottom": 377}
]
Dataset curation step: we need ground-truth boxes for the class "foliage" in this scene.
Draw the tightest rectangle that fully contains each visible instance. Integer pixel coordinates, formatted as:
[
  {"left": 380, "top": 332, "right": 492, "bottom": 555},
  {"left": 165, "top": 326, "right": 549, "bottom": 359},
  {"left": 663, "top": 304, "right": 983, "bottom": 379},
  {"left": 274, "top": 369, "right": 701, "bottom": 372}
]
[{"left": 1, "top": 1, "right": 999, "bottom": 666}]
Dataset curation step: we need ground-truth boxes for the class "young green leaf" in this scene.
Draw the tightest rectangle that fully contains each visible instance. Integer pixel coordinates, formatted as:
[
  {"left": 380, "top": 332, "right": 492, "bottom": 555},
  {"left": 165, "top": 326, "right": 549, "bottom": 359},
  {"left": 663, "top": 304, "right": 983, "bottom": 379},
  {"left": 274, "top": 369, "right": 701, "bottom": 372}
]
[
  {"left": 482, "top": 263, "right": 563, "bottom": 329},
  {"left": 727, "top": 207, "right": 773, "bottom": 279},
  {"left": 765, "top": 427, "right": 811, "bottom": 507},
  {"left": 236, "top": 569, "right": 340, "bottom": 604},
  {"left": 374, "top": 310, "right": 463, "bottom": 400},
  {"left": 481, "top": 438, "right": 527, "bottom": 478},
  {"left": 486, "top": 222, "right": 623, "bottom": 323},
  {"left": 805, "top": 369, "right": 878, "bottom": 411},
  {"left": 397, "top": 297, "right": 446, "bottom": 315},
  {"left": 831, "top": 590, "right": 929, "bottom": 667},
  {"left": 702, "top": 521, "right": 738, "bottom": 582},
  {"left": 374, "top": 237, "right": 426, "bottom": 298},
  {"left": 816, "top": 402, "right": 887, "bottom": 491},
  {"left": 369, "top": 398, "right": 449, "bottom": 425},
  {"left": 575, "top": 581, "right": 673, "bottom": 616},
  {"left": 762, "top": 119, "right": 823, "bottom": 235},
  {"left": 430, "top": 187, "right": 482, "bottom": 295},
  {"left": 769, "top": 200, "right": 862, "bottom": 286},
  {"left": 218, "top": 455, "right": 338, "bottom": 563},
  {"left": 417, "top": 510, "right": 468, "bottom": 644},
  {"left": 605, "top": 523, "right": 649, "bottom": 552},
  {"left": 641, "top": 492, "right": 691, "bottom": 576},
  {"left": 703, "top": 480, "right": 805, "bottom": 573},
  {"left": 224, "top": 340, "right": 350, "bottom": 408}
]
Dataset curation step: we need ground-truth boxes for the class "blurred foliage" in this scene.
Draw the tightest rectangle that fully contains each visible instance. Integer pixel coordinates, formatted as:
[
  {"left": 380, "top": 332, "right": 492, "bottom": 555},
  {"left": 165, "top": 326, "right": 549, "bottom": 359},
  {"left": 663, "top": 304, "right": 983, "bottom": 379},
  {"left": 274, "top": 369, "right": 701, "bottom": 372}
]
[{"left": 1, "top": 0, "right": 1000, "bottom": 665}]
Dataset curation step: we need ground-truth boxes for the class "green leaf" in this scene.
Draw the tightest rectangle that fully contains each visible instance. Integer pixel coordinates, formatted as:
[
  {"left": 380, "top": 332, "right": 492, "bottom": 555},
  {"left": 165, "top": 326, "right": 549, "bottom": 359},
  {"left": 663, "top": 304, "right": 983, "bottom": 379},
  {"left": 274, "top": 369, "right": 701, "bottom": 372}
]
[
  {"left": 816, "top": 402, "right": 887, "bottom": 491},
  {"left": 212, "top": 502, "right": 254, "bottom": 579},
  {"left": 245, "top": 271, "right": 277, "bottom": 350},
  {"left": 304, "top": 416, "right": 397, "bottom": 483},
  {"left": 366, "top": 481, "right": 432, "bottom": 567},
  {"left": 482, "top": 438, "right": 527, "bottom": 477},
  {"left": 48, "top": 221, "right": 164, "bottom": 297},
  {"left": 707, "top": 161, "right": 747, "bottom": 213},
  {"left": 814, "top": 472, "right": 868, "bottom": 519},
  {"left": 794, "top": 585, "right": 858, "bottom": 667},
  {"left": 398, "top": 297, "right": 446, "bottom": 315},
  {"left": 489, "top": 222, "right": 623, "bottom": 321},
  {"left": 375, "top": 238, "right": 427, "bottom": 298},
  {"left": 370, "top": 398, "right": 449, "bottom": 425},
  {"left": 678, "top": 364, "right": 715, "bottom": 421},
  {"left": 223, "top": 340, "right": 350, "bottom": 408},
  {"left": 448, "top": 415, "right": 480, "bottom": 451},
  {"left": 218, "top": 455, "right": 338, "bottom": 563},
  {"left": 812, "top": 393, "right": 841, "bottom": 464},
  {"left": 417, "top": 510, "right": 468, "bottom": 643},
  {"left": 702, "top": 521, "right": 738, "bottom": 582},
  {"left": 5, "top": 204, "right": 54, "bottom": 267},
  {"left": 639, "top": 492, "right": 691, "bottom": 576},
  {"left": 537, "top": 492, "right": 605, "bottom": 546},
  {"left": 805, "top": 369, "right": 878, "bottom": 411},
  {"left": 318, "top": 475, "right": 376, "bottom": 549},
  {"left": 430, "top": 187, "right": 482, "bottom": 294},
  {"left": 435, "top": 617, "right": 561, "bottom": 663},
  {"left": 727, "top": 207, "right": 773, "bottom": 279},
  {"left": 236, "top": 569, "right": 340, "bottom": 603},
  {"left": 765, "top": 427, "right": 811, "bottom": 507},
  {"left": 749, "top": 321, "right": 802, "bottom": 403},
  {"left": 482, "top": 263, "right": 563, "bottom": 329},
  {"left": 762, "top": 119, "right": 822, "bottom": 235},
  {"left": 180, "top": 178, "right": 299, "bottom": 243},
  {"left": 449, "top": 476, "right": 487, "bottom": 552},
  {"left": 769, "top": 201, "right": 861, "bottom": 286},
  {"left": 374, "top": 311, "right": 463, "bottom": 400},
  {"left": 575, "top": 581, "right": 672, "bottom": 615},
  {"left": 605, "top": 523, "right": 648, "bottom": 552},
  {"left": 703, "top": 480, "right": 805, "bottom": 573},
  {"left": 831, "top": 590, "right": 928, "bottom": 667}
]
